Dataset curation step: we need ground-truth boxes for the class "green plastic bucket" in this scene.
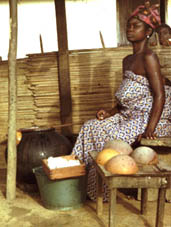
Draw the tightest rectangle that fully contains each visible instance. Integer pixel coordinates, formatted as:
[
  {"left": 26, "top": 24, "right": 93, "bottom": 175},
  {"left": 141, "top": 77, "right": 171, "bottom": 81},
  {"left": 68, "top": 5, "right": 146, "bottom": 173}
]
[{"left": 33, "top": 166, "right": 87, "bottom": 210}]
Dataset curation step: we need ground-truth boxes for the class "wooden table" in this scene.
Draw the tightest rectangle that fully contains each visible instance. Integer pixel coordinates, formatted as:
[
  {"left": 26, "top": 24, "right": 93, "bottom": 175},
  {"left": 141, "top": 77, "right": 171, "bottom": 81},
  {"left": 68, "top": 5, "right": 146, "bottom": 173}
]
[
  {"left": 140, "top": 137, "right": 171, "bottom": 202},
  {"left": 89, "top": 151, "right": 171, "bottom": 227}
]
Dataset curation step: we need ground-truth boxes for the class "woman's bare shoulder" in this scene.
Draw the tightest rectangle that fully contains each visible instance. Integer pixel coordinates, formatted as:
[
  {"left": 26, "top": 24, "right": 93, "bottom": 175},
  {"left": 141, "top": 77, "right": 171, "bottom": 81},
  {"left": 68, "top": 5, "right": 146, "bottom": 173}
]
[
  {"left": 143, "top": 49, "right": 160, "bottom": 67},
  {"left": 123, "top": 54, "right": 132, "bottom": 61},
  {"left": 144, "top": 48, "right": 158, "bottom": 59}
]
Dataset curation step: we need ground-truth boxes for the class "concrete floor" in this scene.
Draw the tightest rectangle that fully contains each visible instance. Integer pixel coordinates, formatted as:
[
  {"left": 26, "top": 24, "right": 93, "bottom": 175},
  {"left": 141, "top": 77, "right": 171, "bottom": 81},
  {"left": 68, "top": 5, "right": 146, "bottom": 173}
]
[{"left": 0, "top": 146, "right": 171, "bottom": 227}]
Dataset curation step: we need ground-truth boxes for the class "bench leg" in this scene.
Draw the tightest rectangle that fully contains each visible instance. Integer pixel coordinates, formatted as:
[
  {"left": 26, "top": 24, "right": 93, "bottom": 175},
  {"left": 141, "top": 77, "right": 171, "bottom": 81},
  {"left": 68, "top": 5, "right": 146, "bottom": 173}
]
[
  {"left": 155, "top": 188, "right": 166, "bottom": 227},
  {"left": 109, "top": 188, "right": 117, "bottom": 227},
  {"left": 141, "top": 188, "right": 148, "bottom": 215},
  {"left": 96, "top": 173, "right": 103, "bottom": 216}
]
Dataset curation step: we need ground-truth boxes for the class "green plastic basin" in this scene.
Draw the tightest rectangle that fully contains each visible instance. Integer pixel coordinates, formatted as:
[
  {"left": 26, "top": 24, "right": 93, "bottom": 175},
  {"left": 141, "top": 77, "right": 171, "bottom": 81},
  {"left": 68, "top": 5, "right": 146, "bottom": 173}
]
[{"left": 33, "top": 166, "right": 87, "bottom": 210}]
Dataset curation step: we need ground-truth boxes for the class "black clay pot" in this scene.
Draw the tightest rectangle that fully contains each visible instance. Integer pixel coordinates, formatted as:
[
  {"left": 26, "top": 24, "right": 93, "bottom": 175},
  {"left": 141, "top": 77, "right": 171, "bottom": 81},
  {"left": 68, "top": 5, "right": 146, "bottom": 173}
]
[{"left": 16, "top": 127, "right": 72, "bottom": 184}]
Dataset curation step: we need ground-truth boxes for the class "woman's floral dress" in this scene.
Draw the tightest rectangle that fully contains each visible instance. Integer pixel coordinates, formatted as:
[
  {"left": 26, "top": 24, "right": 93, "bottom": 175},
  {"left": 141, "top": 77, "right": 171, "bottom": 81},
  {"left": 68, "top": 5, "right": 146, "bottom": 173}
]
[{"left": 72, "top": 70, "right": 171, "bottom": 201}]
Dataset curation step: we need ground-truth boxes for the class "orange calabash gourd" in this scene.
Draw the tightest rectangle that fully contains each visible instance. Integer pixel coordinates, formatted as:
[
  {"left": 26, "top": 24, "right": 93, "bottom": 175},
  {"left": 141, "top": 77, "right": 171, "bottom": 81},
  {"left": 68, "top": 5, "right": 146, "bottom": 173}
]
[
  {"left": 96, "top": 148, "right": 119, "bottom": 166},
  {"left": 105, "top": 154, "right": 139, "bottom": 175},
  {"left": 16, "top": 131, "right": 22, "bottom": 145}
]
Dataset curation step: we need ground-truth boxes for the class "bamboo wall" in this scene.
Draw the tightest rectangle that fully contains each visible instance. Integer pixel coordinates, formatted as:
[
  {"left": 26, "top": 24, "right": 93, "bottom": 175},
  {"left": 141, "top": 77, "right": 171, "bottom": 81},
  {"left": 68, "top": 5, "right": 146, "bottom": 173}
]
[{"left": 0, "top": 47, "right": 171, "bottom": 142}]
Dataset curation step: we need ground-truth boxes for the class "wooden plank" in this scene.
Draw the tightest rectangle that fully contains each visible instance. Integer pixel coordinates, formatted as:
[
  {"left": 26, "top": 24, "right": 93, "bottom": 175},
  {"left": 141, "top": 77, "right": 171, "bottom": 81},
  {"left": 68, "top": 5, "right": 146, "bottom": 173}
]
[
  {"left": 108, "top": 176, "right": 167, "bottom": 188},
  {"left": 96, "top": 173, "right": 103, "bottom": 216},
  {"left": 156, "top": 160, "right": 171, "bottom": 172},
  {"left": 55, "top": 0, "right": 72, "bottom": 136},
  {"left": 156, "top": 188, "right": 166, "bottom": 227},
  {"left": 160, "top": 0, "right": 167, "bottom": 23},
  {"left": 141, "top": 189, "right": 148, "bottom": 215},
  {"left": 116, "top": 0, "right": 133, "bottom": 46},
  {"left": 140, "top": 137, "right": 171, "bottom": 147},
  {"left": 109, "top": 189, "right": 117, "bottom": 227}
]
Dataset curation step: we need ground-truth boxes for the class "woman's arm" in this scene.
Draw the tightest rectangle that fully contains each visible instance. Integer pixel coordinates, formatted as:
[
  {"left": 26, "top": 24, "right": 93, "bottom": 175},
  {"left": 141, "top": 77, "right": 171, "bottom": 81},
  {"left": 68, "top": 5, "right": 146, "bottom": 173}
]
[{"left": 143, "top": 51, "right": 165, "bottom": 139}]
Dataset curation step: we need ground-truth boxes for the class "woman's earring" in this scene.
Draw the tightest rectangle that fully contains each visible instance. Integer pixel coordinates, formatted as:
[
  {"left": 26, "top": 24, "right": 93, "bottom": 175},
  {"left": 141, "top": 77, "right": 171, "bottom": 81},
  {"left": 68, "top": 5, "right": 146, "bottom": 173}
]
[{"left": 147, "top": 35, "right": 150, "bottom": 39}]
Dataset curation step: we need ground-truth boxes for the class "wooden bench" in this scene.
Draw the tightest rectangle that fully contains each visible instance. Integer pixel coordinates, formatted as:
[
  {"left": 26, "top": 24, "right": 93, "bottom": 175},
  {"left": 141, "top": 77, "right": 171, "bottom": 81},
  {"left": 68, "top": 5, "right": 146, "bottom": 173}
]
[
  {"left": 140, "top": 137, "right": 171, "bottom": 202},
  {"left": 89, "top": 151, "right": 171, "bottom": 227},
  {"left": 140, "top": 137, "right": 171, "bottom": 148}
]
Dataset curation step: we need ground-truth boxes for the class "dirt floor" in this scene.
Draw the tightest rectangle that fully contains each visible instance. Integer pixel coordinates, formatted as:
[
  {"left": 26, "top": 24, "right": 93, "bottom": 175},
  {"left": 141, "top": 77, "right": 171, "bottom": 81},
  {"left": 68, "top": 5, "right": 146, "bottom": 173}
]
[{"left": 0, "top": 147, "right": 171, "bottom": 227}]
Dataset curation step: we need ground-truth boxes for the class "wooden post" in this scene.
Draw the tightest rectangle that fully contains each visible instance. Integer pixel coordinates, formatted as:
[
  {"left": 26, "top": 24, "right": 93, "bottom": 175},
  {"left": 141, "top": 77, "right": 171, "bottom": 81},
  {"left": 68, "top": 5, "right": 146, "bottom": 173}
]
[
  {"left": 6, "top": 0, "right": 18, "bottom": 200},
  {"left": 55, "top": 0, "right": 72, "bottom": 135},
  {"left": 54, "top": 0, "right": 72, "bottom": 136},
  {"left": 141, "top": 188, "right": 148, "bottom": 215},
  {"left": 160, "top": 0, "right": 167, "bottom": 23}
]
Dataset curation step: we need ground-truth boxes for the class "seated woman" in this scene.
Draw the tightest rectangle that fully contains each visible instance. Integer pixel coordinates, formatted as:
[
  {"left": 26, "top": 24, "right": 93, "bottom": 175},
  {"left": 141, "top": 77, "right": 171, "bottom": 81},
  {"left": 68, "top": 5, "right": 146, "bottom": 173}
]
[
  {"left": 72, "top": 0, "right": 171, "bottom": 202},
  {"left": 156, "top": 23, "right": 171, "bottom": 46}
]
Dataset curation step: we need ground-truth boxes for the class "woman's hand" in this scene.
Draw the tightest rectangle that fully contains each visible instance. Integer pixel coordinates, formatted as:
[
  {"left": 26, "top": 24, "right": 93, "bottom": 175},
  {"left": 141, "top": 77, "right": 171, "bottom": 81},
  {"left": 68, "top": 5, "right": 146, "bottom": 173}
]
[
  {"left": 96, "top": 109, "right": 110, "bottom": 120},
  {"left": 137, "top": 129, "right": 157, "bottom": 142},
  {"left": 143, "top": 128, "right": 157, "bottom": 140}
]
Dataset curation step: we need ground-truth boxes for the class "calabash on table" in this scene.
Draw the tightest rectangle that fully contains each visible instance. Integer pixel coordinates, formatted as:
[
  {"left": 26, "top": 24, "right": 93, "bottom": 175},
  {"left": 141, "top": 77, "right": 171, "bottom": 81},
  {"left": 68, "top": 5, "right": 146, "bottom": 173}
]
[
  {"left": 105, "top": 154, "right": 139, "bottom": 175},
  {"left": 96, "top": 148, "right": 119, "bottom": 166},
  {"left": 131, "top": 146, "right": 158, "bottom": 165},
  {"left": 104, "top": 139, "right": 133, "bottom": 155}
]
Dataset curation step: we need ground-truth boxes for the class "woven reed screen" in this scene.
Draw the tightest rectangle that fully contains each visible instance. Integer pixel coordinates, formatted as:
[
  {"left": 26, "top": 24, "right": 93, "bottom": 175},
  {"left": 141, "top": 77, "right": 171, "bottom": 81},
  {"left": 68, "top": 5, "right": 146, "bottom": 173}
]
[{"left": 0, "top": 47, "right": 170, "bottom": 142}]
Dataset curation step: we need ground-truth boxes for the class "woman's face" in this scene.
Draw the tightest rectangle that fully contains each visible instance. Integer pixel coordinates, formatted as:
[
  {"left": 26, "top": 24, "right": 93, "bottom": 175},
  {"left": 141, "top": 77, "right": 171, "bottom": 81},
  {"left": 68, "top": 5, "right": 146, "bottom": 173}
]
[
  {"left": 158, "top": 27, "right": 171, "bottom": 45},
  {"left": 126, "top": 17, "right": 149, "bottom": 42}
]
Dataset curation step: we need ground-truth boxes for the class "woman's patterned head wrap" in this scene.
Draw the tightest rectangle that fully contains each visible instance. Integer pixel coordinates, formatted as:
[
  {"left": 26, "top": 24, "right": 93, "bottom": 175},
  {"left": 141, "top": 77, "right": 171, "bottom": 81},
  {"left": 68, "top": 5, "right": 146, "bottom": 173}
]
[{"left": 130, "top": 0, "right": 161, "bottom": 29}]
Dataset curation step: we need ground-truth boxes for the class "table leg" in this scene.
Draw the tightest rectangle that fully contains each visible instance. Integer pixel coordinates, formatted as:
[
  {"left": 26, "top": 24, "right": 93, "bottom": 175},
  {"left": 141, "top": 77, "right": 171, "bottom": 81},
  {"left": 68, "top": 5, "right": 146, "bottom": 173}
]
[
  {"left": 155, "top": 188, "right": 166, "bottom": 227},
  {"left": 96, "top": 173, "right": 103, "bottom": 216},
  {"left": 109, "top": 188, "right": 117, "bottom": 227},
  {"left": 141, "top": 188, "right": 148, "bottom": 215}
]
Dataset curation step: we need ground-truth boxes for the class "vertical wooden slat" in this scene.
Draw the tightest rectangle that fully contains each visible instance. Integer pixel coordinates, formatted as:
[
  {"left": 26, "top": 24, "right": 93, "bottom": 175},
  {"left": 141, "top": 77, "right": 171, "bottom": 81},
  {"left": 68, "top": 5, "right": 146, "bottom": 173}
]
[
  {"left": 165, "top": 0, "right": 169, "bottom": 23},
  {"left": 160, "top": 0, "right": 167, "bottom": 23},
  {"left": 39, "top": 34, "right": 44, "bottom": 53},
  {"left": 116, "top": 0, "right": 133, "bottom": 46},
  {"left": 6, "top": 0, "right": 18, "bottom": 200},
  {"left": 156, "top": 188, "right": 166, "bottom": 227},
  {"left": 141, "top": 188, "right": 148, "bottom": 215},
  {"left": 96, "top": 173, "right": 103, "bottom": 216},
  {"left": 109, "top": 189, "right": 117, "bottom": 227},
  {"left": 54, "top": 0, "right": 72, "bottom": 136}
]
